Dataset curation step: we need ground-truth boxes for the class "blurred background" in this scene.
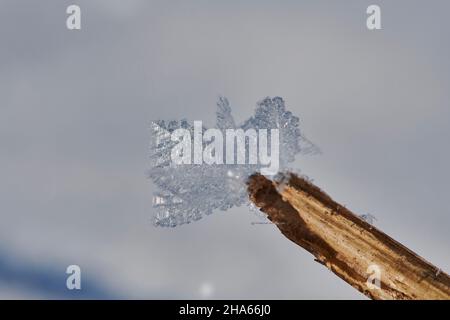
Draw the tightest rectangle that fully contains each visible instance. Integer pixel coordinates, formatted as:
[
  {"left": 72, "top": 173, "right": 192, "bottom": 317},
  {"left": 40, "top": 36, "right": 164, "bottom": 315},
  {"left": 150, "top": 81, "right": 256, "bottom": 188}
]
[{"left": 0, "top": 0, "right": 449, "bottom": 299}]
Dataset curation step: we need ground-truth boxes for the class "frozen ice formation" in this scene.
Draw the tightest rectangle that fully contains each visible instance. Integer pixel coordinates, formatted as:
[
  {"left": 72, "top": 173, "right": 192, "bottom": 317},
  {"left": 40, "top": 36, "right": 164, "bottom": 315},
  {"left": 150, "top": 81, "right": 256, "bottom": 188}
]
[
  {"left": 149, "top": 97, "right": 319, "bottom": 227},
  {"left": 359, "top": 213, "right": 377, "bottom": 225}
]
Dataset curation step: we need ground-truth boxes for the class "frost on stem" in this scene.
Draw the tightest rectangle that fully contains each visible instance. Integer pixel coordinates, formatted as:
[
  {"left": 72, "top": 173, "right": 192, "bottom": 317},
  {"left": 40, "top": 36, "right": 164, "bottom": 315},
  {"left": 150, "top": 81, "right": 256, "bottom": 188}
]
[
  {"left": 359, "top": 213, "right": 377, "bottom": 225},
  {"left": 148, "top": 97, "right": 319, "bottom": 227}
]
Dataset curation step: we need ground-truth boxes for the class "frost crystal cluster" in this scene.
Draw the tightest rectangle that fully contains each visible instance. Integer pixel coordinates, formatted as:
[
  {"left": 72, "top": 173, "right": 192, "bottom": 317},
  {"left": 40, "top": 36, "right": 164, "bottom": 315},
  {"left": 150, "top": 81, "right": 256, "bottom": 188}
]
[{"left": 149, "top": 97, "right": 318, "bottom": 227}]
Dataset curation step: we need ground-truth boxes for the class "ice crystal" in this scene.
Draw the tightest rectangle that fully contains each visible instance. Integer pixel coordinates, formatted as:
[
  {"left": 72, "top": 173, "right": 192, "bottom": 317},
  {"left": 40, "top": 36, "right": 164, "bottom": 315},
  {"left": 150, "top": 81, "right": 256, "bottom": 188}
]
[
  {"left": 149, "top": 97, "right": 319, "bottom": 227},
  {"left": 359, "top": 213, "right": 377, "bottom": 225}
]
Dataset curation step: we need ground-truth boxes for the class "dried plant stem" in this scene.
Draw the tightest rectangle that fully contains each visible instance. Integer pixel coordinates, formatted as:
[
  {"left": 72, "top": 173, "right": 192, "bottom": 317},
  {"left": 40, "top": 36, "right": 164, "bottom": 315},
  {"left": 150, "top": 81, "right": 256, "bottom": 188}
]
[{"left": 247, "top": 173, "right": 450, "bottom": 300}]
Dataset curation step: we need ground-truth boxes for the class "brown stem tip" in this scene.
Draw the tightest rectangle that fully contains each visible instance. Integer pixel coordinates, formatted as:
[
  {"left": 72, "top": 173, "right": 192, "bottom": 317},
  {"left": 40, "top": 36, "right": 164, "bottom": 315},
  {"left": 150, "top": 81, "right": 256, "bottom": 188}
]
[{"left": 247, "top": 172, "right": 450, "bottom": 300}]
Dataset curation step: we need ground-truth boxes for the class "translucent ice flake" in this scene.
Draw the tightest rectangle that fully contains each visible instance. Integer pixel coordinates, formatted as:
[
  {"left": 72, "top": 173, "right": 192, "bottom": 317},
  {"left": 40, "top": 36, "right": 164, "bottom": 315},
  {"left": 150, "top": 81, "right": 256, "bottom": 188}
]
[
  {"left": 359, "top": 213, "right": 377, "bottom": 225},
  {"left": 148, "top": 97, "right": 319, "bottom": 227}
]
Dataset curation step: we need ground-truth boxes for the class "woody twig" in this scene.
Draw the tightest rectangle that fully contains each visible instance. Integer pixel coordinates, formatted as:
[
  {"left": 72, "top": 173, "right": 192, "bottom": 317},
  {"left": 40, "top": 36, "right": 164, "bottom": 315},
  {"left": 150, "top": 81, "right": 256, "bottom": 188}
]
[{"left": 247, "top": 172, "right": 450, "bottom": 300}]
